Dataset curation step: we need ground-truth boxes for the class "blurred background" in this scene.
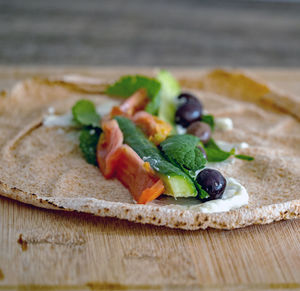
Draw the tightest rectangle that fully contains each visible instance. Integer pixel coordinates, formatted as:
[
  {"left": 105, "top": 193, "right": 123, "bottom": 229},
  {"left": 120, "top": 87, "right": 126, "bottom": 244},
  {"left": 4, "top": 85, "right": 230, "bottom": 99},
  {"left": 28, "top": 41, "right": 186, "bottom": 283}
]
[{"left": 0, "top": 0, "right": 299, "bottom": 67}]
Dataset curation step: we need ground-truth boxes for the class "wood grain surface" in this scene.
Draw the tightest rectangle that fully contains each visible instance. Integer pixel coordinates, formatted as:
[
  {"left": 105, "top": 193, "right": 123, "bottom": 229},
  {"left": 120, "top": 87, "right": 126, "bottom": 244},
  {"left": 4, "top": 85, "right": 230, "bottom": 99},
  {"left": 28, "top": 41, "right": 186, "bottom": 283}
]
[
  {"left": 0, "top": 67, "right": 299, "bottom": 291},
  {"left": 1, "top": 0, "right": 300, "bottom": 67}
]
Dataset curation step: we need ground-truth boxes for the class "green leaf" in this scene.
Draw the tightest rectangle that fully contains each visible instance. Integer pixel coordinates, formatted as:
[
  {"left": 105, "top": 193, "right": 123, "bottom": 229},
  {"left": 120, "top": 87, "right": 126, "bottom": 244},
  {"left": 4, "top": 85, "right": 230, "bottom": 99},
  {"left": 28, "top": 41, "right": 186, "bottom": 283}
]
[
  {"left": 204, "top": 138, "right": 234, "bottom": 162},
  {"left": 160, "top": 134, "right": 207, "bottom": 178},
  {"left": 202, "top": 114, "right": 215, "bottom": 130},
  {"left": 235, "top": 154, "right": 254, "bottom": 161},
  {"left": 157, "top": 70, "right": 181, "bottom": 124},
  {"left": 72, "top": 100, "right": 101, "bottom": 128},
  {"left": 79, "top": 127, "right": 102, "bottom": 165},
  {"left": 105, "top": 75, "right": 161, "bottom": 100},
  {"left": 205, "top": 139, "right": 254, "bottom": 162}
]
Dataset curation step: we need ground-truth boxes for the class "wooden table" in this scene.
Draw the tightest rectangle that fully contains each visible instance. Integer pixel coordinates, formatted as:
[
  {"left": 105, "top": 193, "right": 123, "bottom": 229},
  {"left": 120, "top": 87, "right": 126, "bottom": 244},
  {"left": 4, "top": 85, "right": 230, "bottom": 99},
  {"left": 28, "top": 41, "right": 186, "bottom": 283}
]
[{"left": 0, "top": 67, "right": 299, "bottom": 291}]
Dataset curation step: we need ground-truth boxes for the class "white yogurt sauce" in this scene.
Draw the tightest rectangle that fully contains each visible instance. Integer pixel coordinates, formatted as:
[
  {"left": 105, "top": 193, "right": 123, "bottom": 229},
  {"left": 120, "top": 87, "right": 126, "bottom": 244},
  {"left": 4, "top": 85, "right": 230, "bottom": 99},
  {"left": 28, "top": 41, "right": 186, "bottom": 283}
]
[
  {"left": 43, "top": 112, "right": 76, "bottom": 127},
  {"left": 151, "top": 178, "right": 248, "bottom": 213},
  {"left": 190, "top": 178, "right": 248, "bottom": 213},
  {"left": 215, "top": 117, "right": 233, "bottom": 131},
  {"left": 176, "top": 125, "right": 187, "bottom": 135}
]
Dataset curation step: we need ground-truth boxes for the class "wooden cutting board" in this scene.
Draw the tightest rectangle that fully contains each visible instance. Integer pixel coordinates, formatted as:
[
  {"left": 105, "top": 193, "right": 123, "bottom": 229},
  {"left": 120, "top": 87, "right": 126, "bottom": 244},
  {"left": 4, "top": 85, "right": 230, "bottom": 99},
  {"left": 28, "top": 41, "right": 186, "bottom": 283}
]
[{"left": 0, "top": 67, "right": 299, "bottom": 291}]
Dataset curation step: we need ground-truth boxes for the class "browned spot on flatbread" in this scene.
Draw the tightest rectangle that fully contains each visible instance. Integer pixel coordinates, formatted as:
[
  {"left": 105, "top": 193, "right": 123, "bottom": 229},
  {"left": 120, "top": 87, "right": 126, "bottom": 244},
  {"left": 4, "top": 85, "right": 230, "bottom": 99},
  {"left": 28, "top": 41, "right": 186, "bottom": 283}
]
[
  {"left": 0, "top": 90, "right": 7, "bottom": 97},
  {"left": 0, "top": 268, "right": 4, "bottom": 280},
  {"left": 86, "top": 282, "right": 160, "bottom": 290},
  {"left": 17, "top": 234, "right": 28, "bottom": 251},
  {"left": 33, "top": 77, "right": 109, "bottom": 95}
]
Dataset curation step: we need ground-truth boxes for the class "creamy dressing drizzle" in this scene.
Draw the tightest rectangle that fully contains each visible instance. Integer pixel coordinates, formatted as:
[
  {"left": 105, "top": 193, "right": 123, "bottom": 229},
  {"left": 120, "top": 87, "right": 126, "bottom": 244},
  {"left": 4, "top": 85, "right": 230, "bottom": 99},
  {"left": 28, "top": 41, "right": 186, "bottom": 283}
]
[
  {"left": 151, "top": 178, "right": 248, "bottom": 213},
  {"left": 43, "top": 112, "right": 76, "bottom": 127},
  {"left": 215, "top": 117, "right": 233, "bottom": 131}
]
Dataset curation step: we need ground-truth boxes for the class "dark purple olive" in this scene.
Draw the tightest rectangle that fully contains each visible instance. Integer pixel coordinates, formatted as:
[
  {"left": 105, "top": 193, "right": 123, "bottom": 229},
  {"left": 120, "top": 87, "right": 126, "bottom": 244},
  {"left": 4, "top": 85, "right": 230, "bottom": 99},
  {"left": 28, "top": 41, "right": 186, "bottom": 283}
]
[
  {"left": 187, "top": 121, "right": 211, "bottom": 144},
  {"left": 175, "top": 93, "right": 203, "bottom": 127},
  {"left": 178, "top": 93, "right": 202, "bottom": 105},
  {"left": 196, "top": 168, "right": 227, "bottom": 201}
]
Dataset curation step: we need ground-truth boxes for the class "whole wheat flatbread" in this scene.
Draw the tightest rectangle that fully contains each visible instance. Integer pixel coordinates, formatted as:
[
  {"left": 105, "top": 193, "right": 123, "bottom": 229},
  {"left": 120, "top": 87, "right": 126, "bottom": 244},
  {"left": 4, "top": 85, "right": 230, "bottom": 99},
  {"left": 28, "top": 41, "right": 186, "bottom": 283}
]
[{"left": 0, "top": 69, "right": 299, "bottom": 230}]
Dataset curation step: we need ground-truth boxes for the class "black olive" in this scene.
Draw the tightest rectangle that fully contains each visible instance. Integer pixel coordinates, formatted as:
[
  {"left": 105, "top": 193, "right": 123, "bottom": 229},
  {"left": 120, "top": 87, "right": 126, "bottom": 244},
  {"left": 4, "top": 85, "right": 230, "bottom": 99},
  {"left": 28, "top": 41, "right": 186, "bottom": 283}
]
[
  {"left": 178, "top": 93, "right": 202, "bottom": 105},
  {"left": 196, "top": 168, "right": 227, "bottom": 200},
  {"left": 187, "top": 121, "right": 211, "bottom": 144},
  {"left": 175, "top": 93, "right": 203, "bottom": 127}
]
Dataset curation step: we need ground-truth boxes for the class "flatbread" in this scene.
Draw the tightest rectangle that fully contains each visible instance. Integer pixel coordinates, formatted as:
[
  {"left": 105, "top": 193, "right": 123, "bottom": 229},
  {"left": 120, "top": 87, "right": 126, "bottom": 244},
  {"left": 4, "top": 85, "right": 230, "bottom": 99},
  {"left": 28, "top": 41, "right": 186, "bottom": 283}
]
[{"left": 0, "top": 69, "right": 299, "bottom": 230}]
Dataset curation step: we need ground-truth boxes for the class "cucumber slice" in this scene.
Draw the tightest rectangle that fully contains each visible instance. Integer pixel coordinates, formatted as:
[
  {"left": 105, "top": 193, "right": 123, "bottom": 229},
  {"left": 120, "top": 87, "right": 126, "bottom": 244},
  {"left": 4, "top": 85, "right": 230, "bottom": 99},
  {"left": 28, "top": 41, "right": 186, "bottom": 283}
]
[
  {"left": 157, "top": 70, "right": 180, "bottom": 126},
  {"left": 115, "top": 116, "right": 197, "bottom": 198}
]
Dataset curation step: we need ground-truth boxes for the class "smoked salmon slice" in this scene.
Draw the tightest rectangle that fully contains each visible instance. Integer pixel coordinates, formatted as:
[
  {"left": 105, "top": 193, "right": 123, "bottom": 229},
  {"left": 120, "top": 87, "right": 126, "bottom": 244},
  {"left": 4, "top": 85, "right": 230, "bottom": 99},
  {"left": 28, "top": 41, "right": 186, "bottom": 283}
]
[
  {"left": 110, "top": 89, "right": 148, "bottom": 118},
  {"left": 96, "top": 120, "right": 123, "bottom": 178},
  {"left": 114, "top": 145, "right": 165, "bottom": 204},
  {"left": 97, "top": 119, "right": 165, "bottom": 204},
  {"left": 133, "top": 111, "right": 172, "bottom": 145}
]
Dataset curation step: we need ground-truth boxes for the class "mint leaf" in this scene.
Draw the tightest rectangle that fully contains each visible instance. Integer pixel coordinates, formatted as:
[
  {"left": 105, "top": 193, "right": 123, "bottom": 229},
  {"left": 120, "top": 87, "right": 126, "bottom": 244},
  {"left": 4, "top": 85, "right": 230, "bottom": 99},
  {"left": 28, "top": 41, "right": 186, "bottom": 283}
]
[
  {"left": 105, "top": 75, "right": 161, "bottom": 100},
  {"left": 71, "top": 100, "right": 102, "bottom": 165},
  {"left": 205, "top": 139, "right": 254, "bottom": 162},
  {"left": 202, "top": 114, "right": 215, "bottom": 130},
  {"left": 79, "top": 127, "right": 102, "bottom": 165},
  {"left": 160, "top": 134, "right": 206, "bottom": 178},
  {"left": 204, "top": 138, "right": 234, "bottom": 162},
  {"left": 235, "top": 154, "right": 254, "bottom": 161},
  {"left": 72, "top": 100, "right": 101, "bottom": 128}
]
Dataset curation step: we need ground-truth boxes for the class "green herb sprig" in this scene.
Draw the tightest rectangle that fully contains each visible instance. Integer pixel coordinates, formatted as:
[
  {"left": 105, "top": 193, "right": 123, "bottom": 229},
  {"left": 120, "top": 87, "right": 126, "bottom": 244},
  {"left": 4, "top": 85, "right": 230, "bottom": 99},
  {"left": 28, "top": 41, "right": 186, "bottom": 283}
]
[
  {"left": 72, "top": 100, "right": 102, "bottom": 165},
  {"left": 204, "top": 138, "right": 254, "bottom": 162}
]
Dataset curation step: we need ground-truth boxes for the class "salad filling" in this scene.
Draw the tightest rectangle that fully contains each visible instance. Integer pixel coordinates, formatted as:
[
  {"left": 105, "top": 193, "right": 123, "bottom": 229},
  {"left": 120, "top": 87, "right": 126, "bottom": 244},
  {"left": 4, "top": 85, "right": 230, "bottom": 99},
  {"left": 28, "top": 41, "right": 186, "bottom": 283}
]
[{"left": 42, "top": 70, "right": 254, "bottom": 213}]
